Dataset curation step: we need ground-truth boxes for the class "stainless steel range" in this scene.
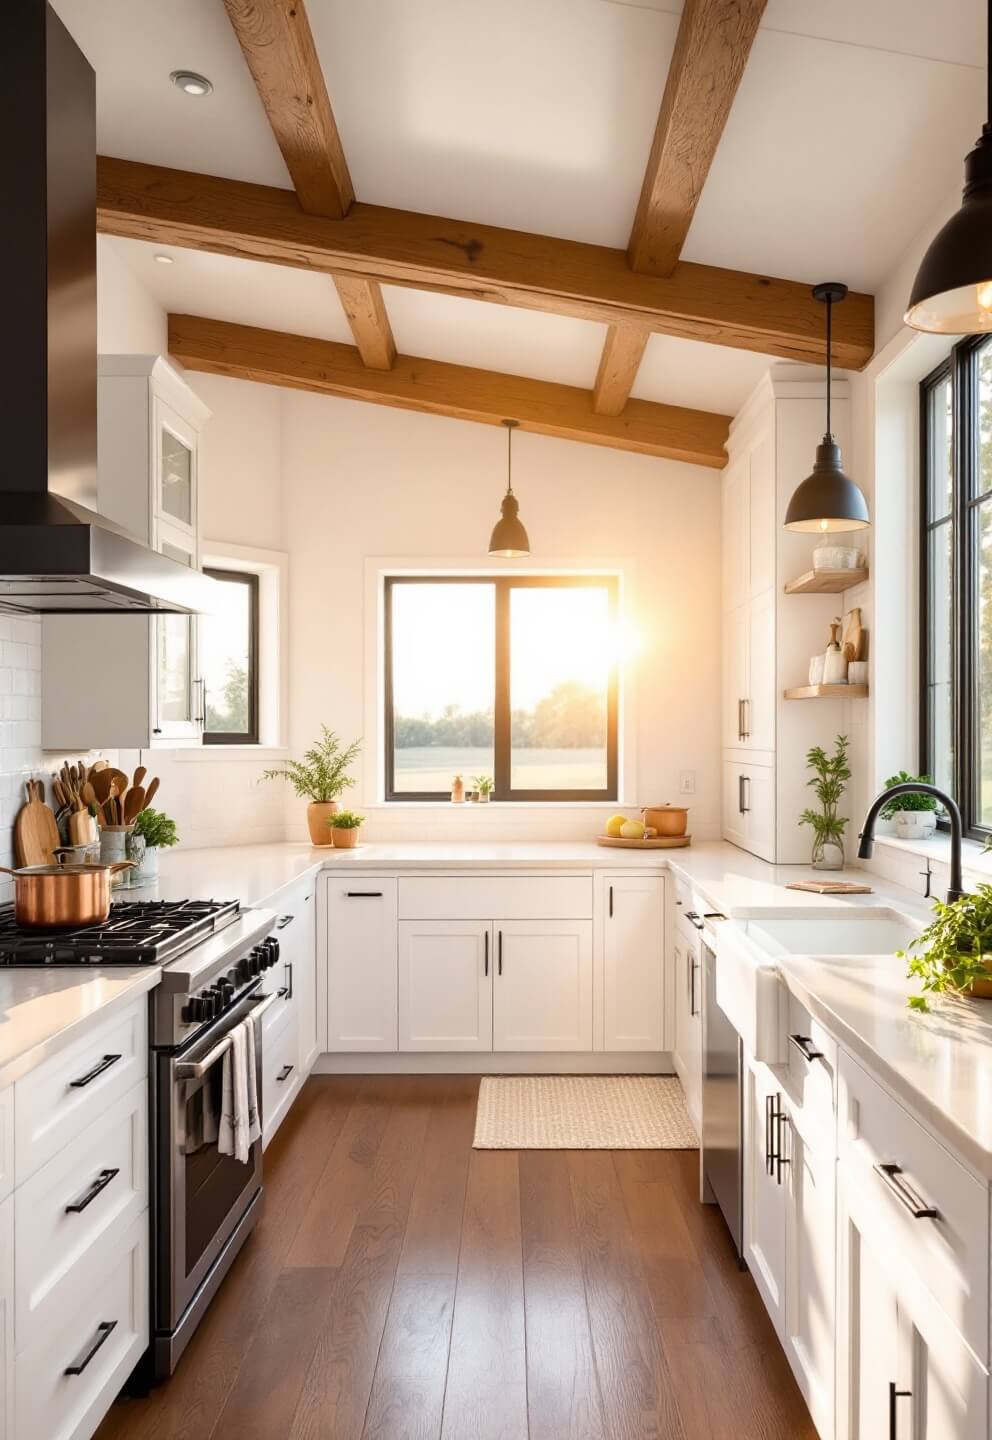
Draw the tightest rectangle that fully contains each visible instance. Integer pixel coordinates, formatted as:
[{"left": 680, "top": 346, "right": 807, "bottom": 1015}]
[{"left": 0, "top": 897, "right": 281, "bottom": 1378}]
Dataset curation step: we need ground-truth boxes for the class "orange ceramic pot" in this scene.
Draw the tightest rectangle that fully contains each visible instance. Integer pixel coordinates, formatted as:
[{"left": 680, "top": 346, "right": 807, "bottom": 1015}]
[
  {"left": 641, "top": 804, "right": 688, "bottom": 837},
  {"left": 331, "top": 827, "right": 361, "bottom": 849},
  {"left": 307, "top": 801, "right": 338, "bottom": 846}
]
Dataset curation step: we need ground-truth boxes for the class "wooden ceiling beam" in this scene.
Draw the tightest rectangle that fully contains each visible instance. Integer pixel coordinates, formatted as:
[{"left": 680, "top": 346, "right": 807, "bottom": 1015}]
[
  {"left": 592, "top": 325, "right": 650, "bottom": 416},
  {"left": 332, "top": 274, "right": 396, "bottom": 370},
  {"left": 222, "top": 0, "right": 353, "bottom": 218},
  {"left": 98, "top": 158, "right": 875, "bottom": 369},
  {"left": 628, "top": 0, "right": 767, "bottom": 276},
  {"left": 167, "top": 313, "right": 731, "bottom": 468}
]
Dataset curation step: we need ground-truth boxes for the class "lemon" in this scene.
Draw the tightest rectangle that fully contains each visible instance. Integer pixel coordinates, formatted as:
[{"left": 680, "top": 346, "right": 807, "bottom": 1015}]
[
  {"left": 620, "top": 820, "right": 646, "bottom": 840},
  {"left": 605, "top": 814, "right": 627, "bottom": 837}
]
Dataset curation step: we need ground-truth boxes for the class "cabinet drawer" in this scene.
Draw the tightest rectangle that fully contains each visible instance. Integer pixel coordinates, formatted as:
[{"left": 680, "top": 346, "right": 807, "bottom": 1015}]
[
  {"left": 16, "top": 1211, "right": 148, "bottom": 1440},
  {"left": 398, "top": 875, "right": 592, "bottom": 921},
  {"left": 15, "top": 998, "right": 147, "bottom": 1185},
  {"left": 16, "top": 1080, "right": 147, "bottom": 1352},
  {"left": 262, "top": 1009, "right": 300, "bottom": 1148},
  {"left": 838, "top": 1049, "right": 989, "bottom": 1359},
  {"left": 782, "top": 992, "right": 836, "bottom": 1132}
]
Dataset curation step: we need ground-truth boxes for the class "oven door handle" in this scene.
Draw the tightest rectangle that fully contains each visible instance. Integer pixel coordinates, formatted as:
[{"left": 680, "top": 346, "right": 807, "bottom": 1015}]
[{"left": 175, "top": 992, "right": 277, "bottom": 1080}]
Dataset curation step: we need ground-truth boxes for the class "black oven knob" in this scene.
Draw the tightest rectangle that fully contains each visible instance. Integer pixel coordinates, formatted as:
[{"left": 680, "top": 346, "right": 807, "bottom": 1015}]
[
  {"left": 181, "top": 997, "right": 203, "bottom": 1024},
  {"left": 264, "top": 938, "right": 279, "bottom": 967},
  {"left": 218, "top": 981, "right": 235, "bottom": 1007},
  {"left": 199, "top": 990, "right": 215, "bottom": 1021},
  {"left": 236, "top": 957, "right": 251, "bottom": 983}
]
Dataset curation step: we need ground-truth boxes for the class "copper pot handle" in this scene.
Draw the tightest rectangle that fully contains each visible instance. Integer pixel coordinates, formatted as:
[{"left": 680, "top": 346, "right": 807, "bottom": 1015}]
[{"left": 108, "top": 862, "right": 136, "bottom": 875}]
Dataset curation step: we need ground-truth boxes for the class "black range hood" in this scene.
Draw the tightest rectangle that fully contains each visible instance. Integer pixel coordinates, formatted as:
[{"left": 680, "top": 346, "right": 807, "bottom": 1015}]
[{"left": 0, "top": 1, "right": 218, "bottom": 616}]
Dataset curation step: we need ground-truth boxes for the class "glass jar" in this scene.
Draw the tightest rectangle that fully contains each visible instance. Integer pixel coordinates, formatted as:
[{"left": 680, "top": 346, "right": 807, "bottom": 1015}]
[
  {"left": 811, "top": 834, "right": 845, "bottom": 870},
  {"left": 125, "top": 830, "right": 147, "bottom": 885}
]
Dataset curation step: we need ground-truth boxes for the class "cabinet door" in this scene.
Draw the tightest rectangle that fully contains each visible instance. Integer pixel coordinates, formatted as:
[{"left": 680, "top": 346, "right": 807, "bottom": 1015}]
[
  {"left": 837, "top": 1189, "right": 903, "bottom": 1440},
  {"left": 722, "top": 458, "right": 749, "bottom": 612},
  {"left": 273, "top": 884, "right": 318, "bottom": 1074},
  {"left": 747, "top": 428, "right": 775, "bottom": 598},
  {"left": 0, "top": 1196, "right": 10, "bottom": 1440},
  {"left": 154, "top": 397, "right": 198, "bottom": 534},
  {"left": 723, "top": 759, "right": 748, "bottom": 848},
  {"left": 743, "top": 1060, "right": 787, "bottom": 1334},
  {"left": 152, "top": 521, "right": 202, "bottom": 743},
  {"left": 680, "top": 934, "right": 702, "bottom": 1132},
  {"left": 325, "top": 879, "right": 398, "bottom": 1052},
  {"left": 603, "top": 876, "right": 664, "bottom": 1051},
  {"left": 784, "top": 1114, "right": 835, "bottom": 1439},
  {"left": 742, "top": 763, "right": 775, "bottom": 862},
  {"left": 722, "top": 605, "right": 750, "bottom": 748},
  {"left": 398, "top": 921, "right": 493, "bottom": 1052},
  {"left": 493, "top": 920, "right": 592, "bottom": 1052},
  {"left": 744, "top": 590, "right": 776, "bottom": 753}
]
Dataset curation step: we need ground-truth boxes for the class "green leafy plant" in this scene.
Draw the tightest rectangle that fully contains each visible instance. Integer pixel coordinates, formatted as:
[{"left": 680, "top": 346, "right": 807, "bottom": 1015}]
[
  {"left": 879, "top": 771, "right": 938, "bottom": 818},
  {"left": 473, "top": 775, "right": 495, "bottom": 796},
  {"left": 799, "top": 735, "right": 851, "bottom": 846},
  {"left": 900, "top": 884, "right": 991, "bottom": 1012},
  {"left": 132, "top": 808, "right": 179, "bottom": 849},
  {"left": 329, "top": 809, "right": 365, "bottom": 830},
  {"left": 262, "top": 728, "right": 361, "bottom": 803}
]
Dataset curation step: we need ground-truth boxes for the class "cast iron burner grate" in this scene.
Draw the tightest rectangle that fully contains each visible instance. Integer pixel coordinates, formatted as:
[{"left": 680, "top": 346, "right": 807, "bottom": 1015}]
[{"left": 0, "top": 898, "right": 241, "bottom": 966}]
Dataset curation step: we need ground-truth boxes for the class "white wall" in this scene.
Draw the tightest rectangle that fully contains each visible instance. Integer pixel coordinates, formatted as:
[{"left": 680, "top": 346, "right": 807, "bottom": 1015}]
[{"left": 279, "top": 392, "right": 723, "bottom": 841}]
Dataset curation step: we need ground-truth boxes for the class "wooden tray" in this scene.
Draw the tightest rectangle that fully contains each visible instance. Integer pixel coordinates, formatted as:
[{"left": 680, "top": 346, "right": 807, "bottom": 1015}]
[
  {"left": 786, "top": 880, "right": 873, "bottom": 895},
  {"left": 596, "top": 834, "right": 692, "bottom": 849}
]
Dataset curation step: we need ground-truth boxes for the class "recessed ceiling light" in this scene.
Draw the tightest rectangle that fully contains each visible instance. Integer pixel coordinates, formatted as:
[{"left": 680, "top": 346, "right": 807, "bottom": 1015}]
[
  {"left": 154, "top": 254, "right": 174, "bottom": 265},
  {"left": 170, "top": 70, "right": 212, "bottom": 97}
]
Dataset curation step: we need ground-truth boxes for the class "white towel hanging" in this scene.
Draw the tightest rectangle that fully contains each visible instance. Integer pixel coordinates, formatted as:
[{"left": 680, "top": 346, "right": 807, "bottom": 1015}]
[{"left": 218, "top": 1017, "right": 261, "bottom": 1164}]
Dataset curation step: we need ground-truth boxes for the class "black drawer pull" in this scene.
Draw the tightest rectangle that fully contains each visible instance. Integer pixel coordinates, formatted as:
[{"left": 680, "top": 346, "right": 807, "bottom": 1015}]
[
  {"left": 276, "top": 1064, "right": 295, "bottom": 1083},
  {"left": 64, "top": 1319, "right": 117, "bottom": 1376},
  {"left": 788, "top": 1034, "right": 824, "bottom": 1063},
  {"left": 874, "top": 1162, "right": 938, "bottom": 1219},
  {"left": 65, "top": 1167, "right": 120, "bottom": 1215},
  {"left": 277, "top": 986, "right": 290, "bottom": 999},
  {"left": 765, "top": 1093, "right": 775, "bottom": 1176},
  {"left": 498, "top": 929, "right": 503, "bottom": 976},
  {"left": 484, "top": 930, "right": 489, "bottom": 977},
  {"left": 346, "top": 891, "right": 383, "bottom": 898},
  {"left": 285, "top": 961, "right": 294, "bottom": 1001},
  {"left": 276, "top": 913, "right": 295, "bottom": 929},
  {"left": 684, "top": 910, "right": 705, "bottom": 932},
  {"left": 69, "top": 1054, "right": 122, "bottom": 1089},
  {"left": 609, "top": 884, "right": 614, "bottom": 918},
  {"left": 889, "top": 1382, "right": 911, "bottom": 1439}
]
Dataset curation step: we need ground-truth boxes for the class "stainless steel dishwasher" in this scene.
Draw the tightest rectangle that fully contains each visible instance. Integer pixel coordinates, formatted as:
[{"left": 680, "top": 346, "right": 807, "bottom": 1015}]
[{"left": 698, "top": 912, "right": 743, "bottom": 1262}]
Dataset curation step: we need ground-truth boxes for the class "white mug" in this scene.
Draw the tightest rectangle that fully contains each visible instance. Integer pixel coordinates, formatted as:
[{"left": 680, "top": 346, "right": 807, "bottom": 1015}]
[{"left": 809, "top": 654, "right": 825, "bottom": 685}]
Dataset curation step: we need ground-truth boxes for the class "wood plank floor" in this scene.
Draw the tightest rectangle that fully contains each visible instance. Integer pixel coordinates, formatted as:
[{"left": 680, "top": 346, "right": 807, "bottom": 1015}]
[{"left": 96, "top": 1076, "right": 816, "bottom": 1440}]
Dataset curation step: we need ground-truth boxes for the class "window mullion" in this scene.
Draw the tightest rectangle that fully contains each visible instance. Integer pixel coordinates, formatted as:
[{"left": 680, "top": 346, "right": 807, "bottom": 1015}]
[{"left": 494, "top": 580, "right": 511, "bottom": 799}]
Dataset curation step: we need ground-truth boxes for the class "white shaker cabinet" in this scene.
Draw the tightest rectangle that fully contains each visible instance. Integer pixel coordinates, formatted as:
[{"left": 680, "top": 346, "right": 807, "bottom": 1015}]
[
  {"left": 722, "top": 760, "right": 775, "bottom": 862},
  {"left": 42, "top": 355, "right": 210, "bottom": 751},
  {"left": 603, "top": 875, "right": 665, "bottom": 1051},
  {"left": 743, "top": 1058, "right": 788, "bottom": 1335},
  {"left": 783, "top": 1107, "right": 835, "bottom": 1439},
  {"left": 324, "top": 878, "right": 398, "bottom": 1052},
  {"left": 0, "top": 1196, "right": 10, "bottom": 1440},
  {"left": 492, "top": 920, "right": 592, "bottom": 1052},
  {"left": 398, "top": 921, "right": 493, "bottom": 1052},
  {"left": 671, "top": 928, "right": 702, "bottom": 1133}
]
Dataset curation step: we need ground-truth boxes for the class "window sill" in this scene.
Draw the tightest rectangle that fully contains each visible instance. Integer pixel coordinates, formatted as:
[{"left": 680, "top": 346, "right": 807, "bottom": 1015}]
[
  {"left": 173, "top": 745, "right": 289, "bottom": 764},
  {"left": 873, "top": 832, "right": 992, "bottom": 880}
]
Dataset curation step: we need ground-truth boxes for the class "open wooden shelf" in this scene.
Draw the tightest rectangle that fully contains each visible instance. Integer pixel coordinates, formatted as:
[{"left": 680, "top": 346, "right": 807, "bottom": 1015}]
[
  {"left": 784, "top": 684, "right": 869, "bottom": 700},
  {"left": 784, "top": 568, "right": 869, "bottom": 594}
]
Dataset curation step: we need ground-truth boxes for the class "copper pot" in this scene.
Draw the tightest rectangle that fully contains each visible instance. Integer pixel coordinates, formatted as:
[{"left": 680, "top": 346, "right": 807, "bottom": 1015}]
[
  {"left": 641, "top": 804, "right": 689, "bottom": 837},
  {"left": 0, "top": 857, "right": 134, "bottom": 928}
]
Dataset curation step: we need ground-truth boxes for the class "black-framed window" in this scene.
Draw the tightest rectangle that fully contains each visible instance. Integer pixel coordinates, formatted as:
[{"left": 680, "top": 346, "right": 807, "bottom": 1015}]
[
  {"left": 201, "top": 568, "right": 259, "bottom": 745},
  {"left": 384, "top": 575, "right": 619, "bottom": 801},
  {"left": 921, "top": 336, "right": 992, "bottom": 837}
]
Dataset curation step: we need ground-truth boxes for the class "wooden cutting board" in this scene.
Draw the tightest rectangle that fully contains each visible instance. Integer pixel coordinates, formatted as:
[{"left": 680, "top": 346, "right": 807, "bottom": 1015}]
[
  {"left": 596, "top": 834, "right": 692, "bottom": 849},
  {"left": 15, "top": 781, "right": 61, "bottom": 866},
  {"left": 786, "top": 880, "right": 873, "bottom": 896}
]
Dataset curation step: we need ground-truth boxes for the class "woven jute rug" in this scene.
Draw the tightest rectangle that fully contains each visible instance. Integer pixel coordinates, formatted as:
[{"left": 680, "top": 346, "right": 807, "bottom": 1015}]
[{"left": 472, "top": 1075, "right": 698, "bottom": 1150}]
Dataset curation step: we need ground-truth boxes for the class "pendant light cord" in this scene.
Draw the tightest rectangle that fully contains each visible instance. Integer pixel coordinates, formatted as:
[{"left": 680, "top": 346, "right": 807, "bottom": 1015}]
[
  {"left": 825, "top": 292, "right": 832, "bottom": 440},
  {"left": 507, "top": 421, "right": 513, "bottom": 494}
]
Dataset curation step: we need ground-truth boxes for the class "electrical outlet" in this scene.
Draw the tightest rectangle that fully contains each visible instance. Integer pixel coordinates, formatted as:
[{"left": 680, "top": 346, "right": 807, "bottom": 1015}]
[{"left": 679, "top": 771, "right": 696, "bottom": 795}]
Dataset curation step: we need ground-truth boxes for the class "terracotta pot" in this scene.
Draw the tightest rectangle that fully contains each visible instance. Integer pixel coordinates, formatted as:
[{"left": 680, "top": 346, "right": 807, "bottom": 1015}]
[
  {"left": 307, "top": 801, "right": 338, "bottom": 846},
  {"left": 641, "top": 804, "right": 688, "bottom": 837},
  {"left": 331, "top": 826, "right": 361, "bottom": 849},
  {"left": 966, "top": 956, "right": 992, "bottom": 999}
]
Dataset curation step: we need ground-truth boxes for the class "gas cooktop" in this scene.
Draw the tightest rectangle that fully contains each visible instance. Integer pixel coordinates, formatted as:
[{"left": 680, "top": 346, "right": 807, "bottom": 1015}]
[{"left": 0, "top": 898, "right": 241, "bottom": 966}]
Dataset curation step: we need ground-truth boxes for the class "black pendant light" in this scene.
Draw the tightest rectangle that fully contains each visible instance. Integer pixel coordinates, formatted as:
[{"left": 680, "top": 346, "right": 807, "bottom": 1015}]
[
  {"left": 906, "top": 0, "right": 992, "bottom": 333},
  {"left": 488, "top": 419, "right": 531, "bottom": 557},
  {"left": 784, "top": 283, "right": 870, "bottom": 533}
]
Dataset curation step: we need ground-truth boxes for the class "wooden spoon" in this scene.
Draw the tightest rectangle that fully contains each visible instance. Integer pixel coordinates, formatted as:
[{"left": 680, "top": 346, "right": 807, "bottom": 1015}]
[
  {"left": 124, "top": 786, "right": 145, "bottom": 825},
  {"left": 133, "top": 765, "right": 147, "bottom": 788},
  {"left": 142, "top": 777, "right": 160, "bottom": 810}
]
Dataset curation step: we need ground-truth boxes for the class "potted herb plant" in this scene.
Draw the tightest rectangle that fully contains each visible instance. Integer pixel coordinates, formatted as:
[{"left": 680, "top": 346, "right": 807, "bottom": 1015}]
[
  {"left": 262, "top": 728, "right": 361, "bottom": 845},
  {"left": 901, "top": 884, "right": 992, "bottom": 1011},
  {"left": 799, "top": 735, "right": 851, "bottom": 870},
  {"left": 328, "top": 809, "right": 365, "bottom": 849},
  {"left": 880, "top": 770, "right": 939, "bottom": 838},
  {"left": 128, "top": 807, "right": 179, "bottom": 881},
  {"left": 473, "top": 776, "right": 494, "bottom": 804}
]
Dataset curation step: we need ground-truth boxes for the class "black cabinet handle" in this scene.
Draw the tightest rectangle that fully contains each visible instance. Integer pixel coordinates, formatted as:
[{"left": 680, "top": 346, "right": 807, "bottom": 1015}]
[
  {"left": 285, "top": 961, "right": 293, "bottom": 1000},
  {"left": 64, "top": 1320, "right": 117, "bottom": 1376},
  {"left": 741, "top": 775, "right": 751, "bottom": 814},
  {"left": 689, "top": 957, "right": 698, "bottom": 1017},
  {"left": 498, "top": 929, "right": 503, "bottom": 976},
  {"left": 484, "top": 930, "right": 489, "bottom": 977},
  {"left": 346, "top": 891, "right": 383, "bottom": 898},
  {"left": 276, "top": 1064, "right": 295, "bottom": 1083},
  {"left": 788, "top": 1033, "right": 824, "bottom": 1063},
  {"left": 69, "top": 1054, "right": 122, "bottom": 1089},
  {"left": 277, "top": 914, "right": 295, "bottom": 929},
  {"left": 889, "top": 1382, "right": 911, "bottom": 1439},
  {"left": 277, "top": 986, "right": 290, "bottom": 999},
  {"left": 775, "top": 1107, "right": 790, "bottom": 1185},
  {"left": 765, "top": 1093, "right": 775, "bottom": 1177},
  {"left": 684, "top": 910, "right": 705, "bottom": 931},
  {"left": 65, "top": 1167, "right": 120, "bottom": 1214},
  {"left": 873, "top": 1162, "right": 938, "bottom": 1219},
  {"left": 609, "top": 884, "right": 614, "bottom": 918}
]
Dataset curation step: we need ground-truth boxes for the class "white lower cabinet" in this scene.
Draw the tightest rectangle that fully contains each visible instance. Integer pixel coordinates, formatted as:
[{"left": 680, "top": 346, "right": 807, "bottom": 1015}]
[
  {"left": 492, "top": 920, "right": 593, "bottom": 1051},
  {"left": 398, "top": 921, "right": 492, "bottom": 1052},
  {"left": 723, "top": 759, "right": 775, "bottom": 862},
  {"left": 0, "top": 1196, "right": 11, "bottom": 1440},
  {"left": 671, "top": 925, "right": 702, "bottom": 1132},
  {"left": 262, "top": 1007, "right": 302, "bottom": 1147},
  {"left": 743, "top": 1057, "right": 788, "bottom": 1332},
  {"left": 783, "top": 1106, "right": 835, "bottom": 1439},
  {"left": 325, "top": 878, "right": 399, "bottom": 1052},
  {"left": 603, "top": 875, "right": 664, "bottom": 1051},
  {"left": 271, "top": 876, "right": 318, "bottom": 1076}
]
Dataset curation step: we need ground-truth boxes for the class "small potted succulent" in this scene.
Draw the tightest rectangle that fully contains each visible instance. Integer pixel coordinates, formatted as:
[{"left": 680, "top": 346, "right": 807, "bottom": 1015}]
[
  {"left": 262, "top": 728, "right": 361, "bottom": 845},
  {"left": 472, "top": 775, "right": 494, "bottom": 804},
  {"left": 128, "top": 807, "right": 179, "bottom": 882},
  {"left": 328, "top": 809, "right": 365, "bottom": 849},
  {"left": 880, "top": 771, "right": 940, "bottom": 838}
]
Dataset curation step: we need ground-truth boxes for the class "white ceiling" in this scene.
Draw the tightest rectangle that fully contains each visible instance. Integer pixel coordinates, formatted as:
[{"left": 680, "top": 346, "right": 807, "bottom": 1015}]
[{"left": 59, "top": 0, "right": 987, "bottom": 419}]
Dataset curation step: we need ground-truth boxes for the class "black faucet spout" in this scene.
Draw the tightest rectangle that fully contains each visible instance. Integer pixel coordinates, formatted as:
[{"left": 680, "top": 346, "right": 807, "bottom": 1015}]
[{"left": 858, "top": 783, "right": 965, "bottom": 903}]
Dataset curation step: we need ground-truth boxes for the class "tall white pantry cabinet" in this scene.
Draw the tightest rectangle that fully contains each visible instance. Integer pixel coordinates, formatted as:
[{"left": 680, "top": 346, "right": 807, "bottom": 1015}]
[{"left": 721, "top": 367, "right": 864, "bottom": 863}]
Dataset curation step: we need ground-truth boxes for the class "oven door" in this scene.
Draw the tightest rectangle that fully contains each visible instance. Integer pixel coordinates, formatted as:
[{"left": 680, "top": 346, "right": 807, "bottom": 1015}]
[{"left": 156, "top": 986, "right": 273, "bottom": 1332}]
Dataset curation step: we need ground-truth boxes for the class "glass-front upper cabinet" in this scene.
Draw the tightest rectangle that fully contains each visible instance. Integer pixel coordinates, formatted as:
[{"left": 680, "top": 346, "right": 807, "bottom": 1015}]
[
  {"left": 158, "top": 413, "right": 195, "bottom": 529},
  {"left": 153, "top": 525, "right": 202, "bottom": 741}
]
